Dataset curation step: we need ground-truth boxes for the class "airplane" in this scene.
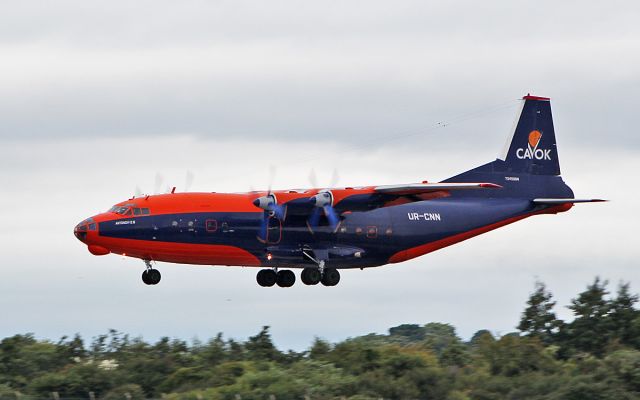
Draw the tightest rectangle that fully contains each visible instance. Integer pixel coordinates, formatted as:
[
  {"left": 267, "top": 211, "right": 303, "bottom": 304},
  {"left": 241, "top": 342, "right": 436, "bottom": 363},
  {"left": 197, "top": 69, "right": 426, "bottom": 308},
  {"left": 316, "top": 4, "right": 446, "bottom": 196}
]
[{"left": 74, "top": 94, "right": 604, "bottom": 287}]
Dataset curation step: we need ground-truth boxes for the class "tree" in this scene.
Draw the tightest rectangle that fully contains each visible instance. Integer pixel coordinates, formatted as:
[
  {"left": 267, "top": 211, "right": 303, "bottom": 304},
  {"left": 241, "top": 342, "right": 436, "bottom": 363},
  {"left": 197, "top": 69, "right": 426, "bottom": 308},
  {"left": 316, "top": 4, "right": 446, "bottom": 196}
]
[
  {"left": 518, "top": 281, "right": 560, "bottom": 344},
  {"left": 198, "top": 333, "right": 227, "bottom": 367},
  {"left": 389, "top": 324, "right": 426, "bottom": 342},
  {"left": 561, "top": 277, "right": 611, "bottom": 357},
  {"left": 245, "top": 326, "right": 280, "bottom": 362},
  {"left": 309, "top": 337, "right": 331, "bottom": 360},
  {"left": 609, "top": 282, "right": 640, "bottom": 347}
]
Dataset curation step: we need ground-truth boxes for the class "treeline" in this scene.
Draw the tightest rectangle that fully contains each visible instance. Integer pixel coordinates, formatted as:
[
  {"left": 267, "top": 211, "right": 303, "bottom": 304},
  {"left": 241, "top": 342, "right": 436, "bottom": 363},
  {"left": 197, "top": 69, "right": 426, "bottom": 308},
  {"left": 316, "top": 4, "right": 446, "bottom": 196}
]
[{"left": 1, "top": 277, "right": 640, "bottom": 400}]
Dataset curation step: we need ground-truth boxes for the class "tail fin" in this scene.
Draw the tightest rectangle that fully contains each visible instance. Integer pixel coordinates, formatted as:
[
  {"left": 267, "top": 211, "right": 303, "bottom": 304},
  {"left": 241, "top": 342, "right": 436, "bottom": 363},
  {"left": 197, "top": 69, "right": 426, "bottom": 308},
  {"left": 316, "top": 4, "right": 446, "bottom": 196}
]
[
  {"left": 497, "top": 95, "right": 560, "bottom": 175},
  {"left": 444, "top": 95, "right": 574, "bottom": 199}
]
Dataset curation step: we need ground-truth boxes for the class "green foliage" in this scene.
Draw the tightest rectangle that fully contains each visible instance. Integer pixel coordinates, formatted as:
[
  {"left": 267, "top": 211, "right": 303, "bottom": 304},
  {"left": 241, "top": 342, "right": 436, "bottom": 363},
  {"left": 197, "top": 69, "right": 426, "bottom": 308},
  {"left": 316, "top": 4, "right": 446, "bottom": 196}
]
[
  {"left": 518, "top": 281, "right": 560, "bottom": 344},
  {"left": 563, "top": 277, "right": 612, "bottom": 357},
  {"left": 389, "top": 323, "right": 426, "bottom": 341},
  {"left": 0, "top": 278, "right": 639, "bottom": 399},
  {"left": 308, "top": 337, "right": 331, "bottom": 360},
  {"left": 101, "top": 384, "right": 145, "bottom": 400}
]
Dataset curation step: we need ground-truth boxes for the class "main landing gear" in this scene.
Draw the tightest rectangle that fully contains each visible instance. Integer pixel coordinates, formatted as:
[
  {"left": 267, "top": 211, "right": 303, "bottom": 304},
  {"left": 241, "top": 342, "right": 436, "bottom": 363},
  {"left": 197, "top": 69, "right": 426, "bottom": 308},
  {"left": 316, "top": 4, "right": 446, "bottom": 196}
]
[
  {"left": 142, "top": 260, "right": 161, "bottom": 285},
  {"left": 256, "top": 266, "right": 340, "bottom": 287}
]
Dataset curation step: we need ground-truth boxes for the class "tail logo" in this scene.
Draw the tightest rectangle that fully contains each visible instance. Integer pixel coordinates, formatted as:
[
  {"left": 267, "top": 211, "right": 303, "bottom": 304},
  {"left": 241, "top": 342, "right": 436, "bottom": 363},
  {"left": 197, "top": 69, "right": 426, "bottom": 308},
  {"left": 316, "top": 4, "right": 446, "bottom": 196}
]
[{"left": 516, "top": 130, "right": 551, "bottom": 160}]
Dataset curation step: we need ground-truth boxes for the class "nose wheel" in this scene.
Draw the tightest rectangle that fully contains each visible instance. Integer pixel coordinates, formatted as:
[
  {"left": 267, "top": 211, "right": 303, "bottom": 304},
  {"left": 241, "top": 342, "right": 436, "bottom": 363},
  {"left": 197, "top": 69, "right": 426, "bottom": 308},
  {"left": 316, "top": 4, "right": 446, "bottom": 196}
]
[
  {"left": 256, "top": 269, "right": 296, "bottom": 287},
  {"left": 142, "top": 260, "right": 161, "bottom": 285}
]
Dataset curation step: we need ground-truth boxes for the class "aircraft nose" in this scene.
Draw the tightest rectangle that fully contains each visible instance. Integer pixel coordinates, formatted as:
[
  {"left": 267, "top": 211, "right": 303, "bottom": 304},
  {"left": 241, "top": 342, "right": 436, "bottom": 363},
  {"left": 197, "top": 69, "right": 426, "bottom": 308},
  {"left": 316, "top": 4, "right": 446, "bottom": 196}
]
[
  {"left": 74, "top": 217, "right": 96, "bottom": 243},
  {"left": 74, "top": 222, "right": 87, "bottom": 243}
]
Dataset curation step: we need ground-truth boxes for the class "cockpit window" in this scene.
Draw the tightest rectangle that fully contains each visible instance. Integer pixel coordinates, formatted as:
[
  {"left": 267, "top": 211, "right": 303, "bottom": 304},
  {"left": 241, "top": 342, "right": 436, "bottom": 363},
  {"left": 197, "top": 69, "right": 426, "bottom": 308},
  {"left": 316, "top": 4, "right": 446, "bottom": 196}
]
[
  {"left": 132, "top": 207, "right": 151, "bottom": 215},
  {"left": 110, "top": 206, "right": 130, "bottom": 215},
  {"left": 109, "top": 205, "right": 151, "bottom": 216}
]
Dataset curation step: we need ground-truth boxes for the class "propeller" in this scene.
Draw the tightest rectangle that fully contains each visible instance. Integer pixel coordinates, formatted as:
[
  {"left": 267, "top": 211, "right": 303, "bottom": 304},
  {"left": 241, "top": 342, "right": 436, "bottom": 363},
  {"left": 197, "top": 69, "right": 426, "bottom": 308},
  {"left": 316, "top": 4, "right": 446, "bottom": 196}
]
[
  {"left": 307, "top": 168, "right": 342, "bottom": 232},
  {"left": 308, "top": 190, "right": 340, "bottom": 232},
  {"left": 252, "top": 165, "right": 286, "bottom": 242}
]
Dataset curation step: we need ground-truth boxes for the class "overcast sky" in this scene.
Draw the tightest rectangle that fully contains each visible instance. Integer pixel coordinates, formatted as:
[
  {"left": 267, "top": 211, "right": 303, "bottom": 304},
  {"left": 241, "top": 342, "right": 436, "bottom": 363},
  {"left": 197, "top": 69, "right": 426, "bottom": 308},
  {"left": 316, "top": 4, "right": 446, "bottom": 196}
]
[{"left": 1, "top": 0, "right": 639, "bottom": 350}]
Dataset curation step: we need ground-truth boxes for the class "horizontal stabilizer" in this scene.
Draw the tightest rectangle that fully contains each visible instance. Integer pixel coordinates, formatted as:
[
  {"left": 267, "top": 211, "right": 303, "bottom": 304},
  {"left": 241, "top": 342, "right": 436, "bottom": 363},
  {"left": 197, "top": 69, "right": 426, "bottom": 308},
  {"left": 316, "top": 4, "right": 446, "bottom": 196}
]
[
  {"left": 375, "top": 182, "right": 502, "bottom": 195},
  {"left": 533, "top": 198, "right": 607, "bottom": 204}
]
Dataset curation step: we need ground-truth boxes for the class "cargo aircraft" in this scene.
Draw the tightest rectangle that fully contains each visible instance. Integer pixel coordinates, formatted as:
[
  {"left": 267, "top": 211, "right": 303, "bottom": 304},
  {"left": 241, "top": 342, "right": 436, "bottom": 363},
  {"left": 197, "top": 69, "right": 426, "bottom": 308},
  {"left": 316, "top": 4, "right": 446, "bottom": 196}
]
[{"left": 74, "top": 95, "right": 603, "bottom": 287}]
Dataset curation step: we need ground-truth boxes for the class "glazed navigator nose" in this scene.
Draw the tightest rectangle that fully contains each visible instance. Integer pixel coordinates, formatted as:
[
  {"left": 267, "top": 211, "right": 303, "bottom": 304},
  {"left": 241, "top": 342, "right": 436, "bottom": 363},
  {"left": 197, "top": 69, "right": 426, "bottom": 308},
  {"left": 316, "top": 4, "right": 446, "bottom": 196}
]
[
  {"left": 73, "top": 217, "right": 96, "bottom": 243},
  {"left": 74, "top": 221, "right": 88, "bottom": 243}
]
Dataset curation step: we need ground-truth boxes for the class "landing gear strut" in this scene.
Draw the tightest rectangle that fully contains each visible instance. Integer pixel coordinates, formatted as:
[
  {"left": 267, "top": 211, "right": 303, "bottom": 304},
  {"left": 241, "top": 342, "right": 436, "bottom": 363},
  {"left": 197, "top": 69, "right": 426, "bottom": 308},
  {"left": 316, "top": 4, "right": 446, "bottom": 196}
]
[{"left": 142, "top": 260, "right": 161, "bottom": 285}]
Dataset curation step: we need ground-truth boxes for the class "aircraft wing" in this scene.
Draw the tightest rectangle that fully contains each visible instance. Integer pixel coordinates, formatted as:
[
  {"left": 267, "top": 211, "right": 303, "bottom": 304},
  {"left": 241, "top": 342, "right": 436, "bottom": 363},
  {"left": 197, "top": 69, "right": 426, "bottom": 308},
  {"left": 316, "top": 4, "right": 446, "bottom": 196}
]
[
  {"left": 533, "top": 198, "right": 607, "bottom": 204},
  {"left": 374, "top": 182, "right": 502, "bottom": 195},
  {"left": 275, "top": 182, "right": 503, "bottom": 220}
]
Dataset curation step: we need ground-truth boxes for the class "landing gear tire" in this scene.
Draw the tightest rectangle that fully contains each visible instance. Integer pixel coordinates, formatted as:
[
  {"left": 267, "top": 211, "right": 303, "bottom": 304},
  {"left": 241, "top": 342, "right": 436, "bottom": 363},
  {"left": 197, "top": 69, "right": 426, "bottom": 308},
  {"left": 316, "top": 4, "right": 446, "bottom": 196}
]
[
  {"left": 321, "top": 268, "right": 340, "bottom": 286},
  {"left": 142, "top": 269, "right": 161, "bottom": 285},
  {"left": 256, "top": 269, "right": 277, "bottom": 287},
  {"left": 301, "top": 268, "right": 321, "bottom": 285},
  {"left": 276, "top": 270, "right": 296, "bottom": 288}
]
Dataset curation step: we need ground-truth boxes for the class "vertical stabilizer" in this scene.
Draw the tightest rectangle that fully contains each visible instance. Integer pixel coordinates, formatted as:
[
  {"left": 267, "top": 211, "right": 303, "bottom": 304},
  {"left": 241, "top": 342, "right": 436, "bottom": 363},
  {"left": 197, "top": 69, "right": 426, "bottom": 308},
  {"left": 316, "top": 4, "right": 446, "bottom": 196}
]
[{"left": 498, "top": 95, "right": 561, "bottom": 175}]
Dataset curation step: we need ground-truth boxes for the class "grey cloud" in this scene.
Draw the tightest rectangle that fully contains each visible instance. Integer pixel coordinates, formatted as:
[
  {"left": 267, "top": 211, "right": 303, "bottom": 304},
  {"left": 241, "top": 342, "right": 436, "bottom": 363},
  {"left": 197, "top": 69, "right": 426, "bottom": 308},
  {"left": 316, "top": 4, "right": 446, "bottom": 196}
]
[{"left": 0, "top": 1, "right": 639, "bottom": 149}]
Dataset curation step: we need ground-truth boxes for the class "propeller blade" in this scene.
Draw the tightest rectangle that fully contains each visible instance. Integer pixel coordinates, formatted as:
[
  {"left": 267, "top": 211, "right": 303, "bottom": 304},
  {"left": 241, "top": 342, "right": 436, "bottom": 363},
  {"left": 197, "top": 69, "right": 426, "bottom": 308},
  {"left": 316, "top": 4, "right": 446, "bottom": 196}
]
[
  {"left": 309, "top": 208, "right": 322, "bottom": 229},
  {"left": 308, "top": 168, "right": 318, "bottom": 188},
  {"left": 267, "top": 165, "right": 277, "bottom": 195},
  {"left": 185, "top": 170, "right": 195, "bottom": 192},
  {"left": 330, "top": 168, "right": 340, "bottom": 188},
  {"left": 273, "top": 205, "right": 286, "bottom": 221},
  {"left": 324, "top": 205, "right": 340, "bottom": 229},
  {"left": 153, "top": 173, "right": 164, "bottom": 194},
  {"left": 258, "top": 213, "right": 269, "bottom": 241}
]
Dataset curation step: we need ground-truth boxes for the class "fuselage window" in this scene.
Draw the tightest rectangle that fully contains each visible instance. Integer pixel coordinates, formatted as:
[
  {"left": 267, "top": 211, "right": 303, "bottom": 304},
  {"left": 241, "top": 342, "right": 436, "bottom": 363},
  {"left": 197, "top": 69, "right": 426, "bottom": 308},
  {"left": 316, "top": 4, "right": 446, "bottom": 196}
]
[
  {"left": 133, "top": 208, "right": 142, "bottom": 216},
  {"left": 355, "top": 227, "right": 363, "bottom": 235},
  {"left": 385, "top": 227, "right": 393, "bottom": 236},
  {"left": 141, "top": 208, "right": 150, "bottom": 215},
  {"left": 123, "top": 208, "right": 133, "bottom": 216},
  {"left": 367, "top": 226, "right": 378, "bottom": 238},
  {"left": 88, "top": 223, "right": 96, "bottom": 231},
  {"left": 206, "top": 220, "right": 218, "bottom": 232}
]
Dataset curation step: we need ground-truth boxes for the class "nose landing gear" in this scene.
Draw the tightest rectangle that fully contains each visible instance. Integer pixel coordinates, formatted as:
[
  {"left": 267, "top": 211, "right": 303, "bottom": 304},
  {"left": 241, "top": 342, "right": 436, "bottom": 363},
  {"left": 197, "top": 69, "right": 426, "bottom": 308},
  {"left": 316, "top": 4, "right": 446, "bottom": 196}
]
[
  {"left": 256, "top": 269, "right": 296, "bottom": 287},
  {"left": 142, "top": 260, "right": 161, "bottom": 285}
]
